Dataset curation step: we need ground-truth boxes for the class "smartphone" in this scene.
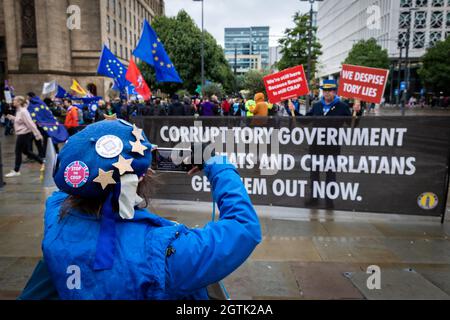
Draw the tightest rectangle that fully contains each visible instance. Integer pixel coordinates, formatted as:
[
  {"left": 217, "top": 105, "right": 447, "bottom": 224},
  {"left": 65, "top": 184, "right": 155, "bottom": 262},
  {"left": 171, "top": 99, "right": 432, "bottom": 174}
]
[{"left": 151, "top": 148, "right": 194, "bottom": 173}]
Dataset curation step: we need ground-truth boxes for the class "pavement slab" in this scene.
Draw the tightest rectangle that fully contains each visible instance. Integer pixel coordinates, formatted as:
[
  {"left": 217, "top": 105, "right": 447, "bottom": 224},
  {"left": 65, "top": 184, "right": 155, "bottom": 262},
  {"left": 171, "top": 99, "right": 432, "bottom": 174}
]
[
  {"left": 346, "top": 268, "right": 450, "bottom": 300},
  {"left": 290, "top": 262, "right": 365, "bottom": 300}
]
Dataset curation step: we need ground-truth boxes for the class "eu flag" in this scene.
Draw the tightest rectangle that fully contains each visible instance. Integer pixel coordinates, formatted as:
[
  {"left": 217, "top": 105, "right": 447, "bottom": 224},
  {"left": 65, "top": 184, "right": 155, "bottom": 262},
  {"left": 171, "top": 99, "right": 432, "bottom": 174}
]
[
  {"left": 28, "top": 97, "right": 69, "bottom": 144},
  {"left": 133, "top": 20, "right": 182, "bottom": 83},
  {"left": 55, "top": 85, "right": 73, "bottom": 99},
  {"left": 97, "top": 45, "right": 130, "bottom": 91}
]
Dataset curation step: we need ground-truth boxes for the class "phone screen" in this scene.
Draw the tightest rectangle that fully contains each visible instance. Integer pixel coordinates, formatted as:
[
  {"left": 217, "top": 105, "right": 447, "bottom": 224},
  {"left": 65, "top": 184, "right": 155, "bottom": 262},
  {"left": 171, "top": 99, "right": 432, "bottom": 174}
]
[{"left": 151, "top": 148, "right": 194, "bottom": 173}]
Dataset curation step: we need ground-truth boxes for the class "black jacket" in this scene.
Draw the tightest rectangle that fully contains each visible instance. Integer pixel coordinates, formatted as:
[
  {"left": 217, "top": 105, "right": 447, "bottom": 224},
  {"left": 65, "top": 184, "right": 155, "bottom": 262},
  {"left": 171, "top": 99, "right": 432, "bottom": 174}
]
[
  {"left": 168, "top": 100, "right": 185, "bottom": 116},
  {"left": 307, "top": 99, "right": 352, "bottom": 116}
]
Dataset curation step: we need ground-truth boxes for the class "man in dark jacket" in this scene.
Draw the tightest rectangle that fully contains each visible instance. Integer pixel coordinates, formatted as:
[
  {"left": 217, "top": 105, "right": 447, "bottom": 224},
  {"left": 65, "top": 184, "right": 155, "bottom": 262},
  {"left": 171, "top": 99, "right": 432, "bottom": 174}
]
[
  {"left": 305, "top": 80, "right": 357, "bottom": 210},
  {"left": 307, "top": 80, "right": 352, "bottom": 116},
  {"left": 168, "top": 94, "right": 186, "bottom": 116}
]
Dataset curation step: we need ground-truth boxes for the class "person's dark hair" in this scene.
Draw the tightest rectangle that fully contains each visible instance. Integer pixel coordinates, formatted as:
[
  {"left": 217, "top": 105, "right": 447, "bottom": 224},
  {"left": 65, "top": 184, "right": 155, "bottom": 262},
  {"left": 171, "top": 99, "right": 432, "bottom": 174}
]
[
  {"left": 43, "top": 98, "right": 53, "bottom": 106},
  {"left": 63, "top": 98, "right": 72, "bottom": 105},
  {"left": 60, "top": 170, "right": 161, "bottom": 220},
  {"left": 27, "top": 92, "right": 36, "bottom": 98}
]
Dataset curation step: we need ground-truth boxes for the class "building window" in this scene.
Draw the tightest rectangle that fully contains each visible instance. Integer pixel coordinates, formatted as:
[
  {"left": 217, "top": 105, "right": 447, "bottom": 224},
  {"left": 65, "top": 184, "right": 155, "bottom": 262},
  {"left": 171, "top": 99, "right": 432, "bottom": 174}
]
[
  {"left": 113, "top": 41, "right": 117, "bottom": 55},
  {"left": 400, "top": 0, "right": 412, "bottom": 7},
  {"left": 414, "top": 11, "right": 427, "bottom": 28},
  {"left": 413, "top": 32, "right": 425, "bottom": 48},
  {"left": 107, "top": 15, "right": 110, "bottom": 33},
  {"left": 431, "top": 11, "right": 443, "bottom": 28},
  {"left": 120, "top": 45, "right": 123, "bottom": 58},
  {"left": 432, "top": 0, "right": 444, "bottom": 6},
  {"left": 113, "top": 20, "right": 116, "bottom": 37},
  {"left": 398, "top": 31, "right": 408, "bottom": 48},
  {"left": 399, "top": 12, "right": 411, "bottom": 28},
  {"left": 21, "top": 0, "right": 37, "bottom": 47},
  {"left": 416, "top": 0, "right": 428, "bottom": 6},
  {"left": 429, "top": 31, "right": 442, "bottom": 46},
  {"left": 118, "top": 3, "right": 121, "bottom": 19},
  {"left": 446, "top": 11, "right": 450, "bottom": 28}
]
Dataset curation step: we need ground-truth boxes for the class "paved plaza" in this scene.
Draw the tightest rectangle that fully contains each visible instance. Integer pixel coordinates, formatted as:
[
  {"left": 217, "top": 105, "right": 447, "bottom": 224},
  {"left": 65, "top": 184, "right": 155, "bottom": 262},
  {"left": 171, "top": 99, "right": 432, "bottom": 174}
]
[{"left": 1, "top": 108, "right": 450, "bottom": 300}]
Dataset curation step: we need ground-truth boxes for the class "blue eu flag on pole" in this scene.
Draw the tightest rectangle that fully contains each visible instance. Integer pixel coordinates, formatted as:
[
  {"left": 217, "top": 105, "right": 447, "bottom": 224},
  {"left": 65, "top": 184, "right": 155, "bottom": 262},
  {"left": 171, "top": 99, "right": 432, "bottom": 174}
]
[
  {"left": 133, "top": 20, "right": 183, "bottom": 83},
  {"left": 55, "top": 85, "right": 73, "bottom": 99},
  {"left": 28, "top": 97, "right": 69, "bottom": 144},
  {"left": 97, "top": 45, "right": 130, "bottom": 91}
]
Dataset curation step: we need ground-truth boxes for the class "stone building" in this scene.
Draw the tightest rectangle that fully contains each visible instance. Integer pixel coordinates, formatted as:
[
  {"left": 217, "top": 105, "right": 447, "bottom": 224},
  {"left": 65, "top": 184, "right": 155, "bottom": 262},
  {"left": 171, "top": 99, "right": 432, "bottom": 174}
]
[{"left": 0, "top": 0, "right": 165, "bottom": 98}]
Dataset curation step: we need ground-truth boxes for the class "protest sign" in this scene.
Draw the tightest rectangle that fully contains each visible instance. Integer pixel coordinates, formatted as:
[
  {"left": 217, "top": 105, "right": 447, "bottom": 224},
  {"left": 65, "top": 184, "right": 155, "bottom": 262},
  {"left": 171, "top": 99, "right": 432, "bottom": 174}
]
[
  {"left": 338, "top": 64, "right": 389, "bottom": 104},
  {"left": 264, "top": 65, "right": 309, "bottom": 104},
  {"left": 4, "top": 90, "right": 12, "bottom": 103},
  {"left": 135, "top": 116, "right": 450, "bottom": 218}
]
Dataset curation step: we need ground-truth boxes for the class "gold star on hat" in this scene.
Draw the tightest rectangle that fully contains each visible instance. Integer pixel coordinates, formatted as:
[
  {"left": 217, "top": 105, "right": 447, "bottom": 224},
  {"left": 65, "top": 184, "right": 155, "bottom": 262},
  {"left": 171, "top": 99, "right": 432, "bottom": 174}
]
[
  {"left": 132, "top": 124, "right": 145, "bottom": 141},
  {"left": 104, "top": 114, "right": 118, "bottom": 121},
  {"left": 113, "top": 155, "right": 134, "bottom": 175},
  {"left": 94, "top": 169, "right": 116, "bottom": 190},
  {"left": 130, "top": 140, "right": 148, "bottom": 156}
]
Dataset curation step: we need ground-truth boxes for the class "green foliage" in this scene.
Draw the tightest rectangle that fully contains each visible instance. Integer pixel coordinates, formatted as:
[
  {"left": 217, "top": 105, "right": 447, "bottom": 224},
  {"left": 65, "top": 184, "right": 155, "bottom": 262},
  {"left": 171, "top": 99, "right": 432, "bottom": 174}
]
[
  {"left": 138, "top": 10, "right": 234, "bottom": 95},
  {"left": 343, "top": 38, "right": 390, "bottom": 69},
  {"left": 242, "top": 70, "right": 269, "bottom": 98},
  {"left": 202, "top": 83, "right": 224, "bottom": 99},
  {"left": 176, "top": 89, "right": 191, "bottom": 99},
  {"left": 418, "top": 37, "right": 450, "bottom": 95},
  {"left": 277, "top": 12, "right": 322, "bottom": 74}
]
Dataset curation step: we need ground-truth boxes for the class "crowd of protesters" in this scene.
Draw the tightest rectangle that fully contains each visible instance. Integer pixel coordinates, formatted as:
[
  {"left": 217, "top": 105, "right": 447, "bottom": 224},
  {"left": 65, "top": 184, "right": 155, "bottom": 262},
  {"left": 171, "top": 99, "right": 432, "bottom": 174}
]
[{"left": 2, "top": 89, "right": 450, "bottom": 143}]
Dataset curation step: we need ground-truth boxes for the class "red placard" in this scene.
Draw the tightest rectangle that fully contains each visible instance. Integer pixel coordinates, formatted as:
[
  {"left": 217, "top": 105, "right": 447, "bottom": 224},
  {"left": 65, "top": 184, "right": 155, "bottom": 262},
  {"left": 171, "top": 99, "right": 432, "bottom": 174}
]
[
  {"left": 338, "top": 64, "right": 389, "bottom": 104},
  {"left": 263, "top": 65, "right": 310, "bottom": 104}
]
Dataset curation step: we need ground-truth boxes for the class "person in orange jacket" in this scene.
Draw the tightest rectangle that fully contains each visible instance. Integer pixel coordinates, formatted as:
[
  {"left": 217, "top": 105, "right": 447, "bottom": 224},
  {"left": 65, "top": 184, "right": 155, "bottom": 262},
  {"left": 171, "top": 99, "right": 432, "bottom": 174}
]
[
  {"left": 63, "top": 99, "right": 79, "bottom": 136},
  {"left": 252, "top": 93, "right": 269, "bottom": 117}
]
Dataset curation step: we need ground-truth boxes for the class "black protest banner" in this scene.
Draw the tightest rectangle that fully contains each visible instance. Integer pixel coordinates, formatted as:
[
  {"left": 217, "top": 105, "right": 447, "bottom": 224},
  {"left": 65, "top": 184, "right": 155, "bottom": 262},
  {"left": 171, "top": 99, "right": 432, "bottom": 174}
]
[{"left": 134, "top": 116, "right": 450, "bottom": 217}]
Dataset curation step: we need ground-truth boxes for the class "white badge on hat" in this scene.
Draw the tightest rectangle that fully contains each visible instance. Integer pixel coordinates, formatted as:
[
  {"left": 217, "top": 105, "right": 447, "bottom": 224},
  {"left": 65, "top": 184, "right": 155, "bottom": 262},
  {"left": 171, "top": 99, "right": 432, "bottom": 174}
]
[{"left": 96, "top": 135, "right": 124, "bottom": 159}]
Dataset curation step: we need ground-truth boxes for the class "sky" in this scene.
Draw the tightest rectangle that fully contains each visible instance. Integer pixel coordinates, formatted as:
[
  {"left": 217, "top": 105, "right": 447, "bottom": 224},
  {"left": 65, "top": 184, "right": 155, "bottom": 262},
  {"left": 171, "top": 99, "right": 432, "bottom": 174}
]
[{"left": 164, "top": 0, "right": 315, "bottom": 47}]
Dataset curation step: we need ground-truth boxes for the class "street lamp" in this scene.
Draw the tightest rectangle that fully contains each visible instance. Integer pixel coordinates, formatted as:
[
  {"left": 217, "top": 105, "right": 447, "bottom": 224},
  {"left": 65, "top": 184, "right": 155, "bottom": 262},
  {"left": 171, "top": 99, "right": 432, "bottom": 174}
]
[
  {"left": 300, "top": 0, "right": 323, "bottom": 112},
  {"left": 193, "top": 0, "right": 205, "bottom": 90},
  {"left": 401, "top": 6, "right": 418, "bottom": 114}
]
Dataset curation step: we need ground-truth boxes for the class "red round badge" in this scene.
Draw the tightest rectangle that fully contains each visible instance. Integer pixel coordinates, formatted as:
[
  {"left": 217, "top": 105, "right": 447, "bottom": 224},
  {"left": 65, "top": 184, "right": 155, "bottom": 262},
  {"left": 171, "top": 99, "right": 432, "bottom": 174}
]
[{"left": 64, "top": 161, "right": 90, "bottom": 188}]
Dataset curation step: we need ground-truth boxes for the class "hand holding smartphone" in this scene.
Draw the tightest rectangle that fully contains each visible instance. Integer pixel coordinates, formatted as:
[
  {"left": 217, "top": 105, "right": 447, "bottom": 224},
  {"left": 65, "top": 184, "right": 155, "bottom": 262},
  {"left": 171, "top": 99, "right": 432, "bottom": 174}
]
[{"left": 151, "top": 148, "right": 195, "bottom": 173}]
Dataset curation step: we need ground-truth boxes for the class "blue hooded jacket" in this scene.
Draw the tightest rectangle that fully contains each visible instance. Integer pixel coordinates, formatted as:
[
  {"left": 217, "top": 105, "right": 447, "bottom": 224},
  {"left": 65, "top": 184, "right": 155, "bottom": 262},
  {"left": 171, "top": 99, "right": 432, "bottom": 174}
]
[{"left": 38, "top": 156, "right": 261, "bottom": 300}]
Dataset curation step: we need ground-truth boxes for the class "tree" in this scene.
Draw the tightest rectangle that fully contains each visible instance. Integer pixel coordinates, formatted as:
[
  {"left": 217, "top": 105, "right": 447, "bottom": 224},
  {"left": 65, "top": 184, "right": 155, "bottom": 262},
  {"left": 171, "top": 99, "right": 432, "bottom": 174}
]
[
  {"left": 242, "top": 70, "right": 269, "bottom": 98},
  {"left": 343, "top": 38, "right": 390, "bottom": 69},
  {"left": 138, "top": 10, "right": 234, "bottom": 95},
  {"left": 202, "top": 83, "right": 224, "bottom": 99},
  {"left": 277, "top": 12, "right": 322, "bottom": 73},
  {"left": 418, "top": 37, "right": 450, "bottom": 95}
]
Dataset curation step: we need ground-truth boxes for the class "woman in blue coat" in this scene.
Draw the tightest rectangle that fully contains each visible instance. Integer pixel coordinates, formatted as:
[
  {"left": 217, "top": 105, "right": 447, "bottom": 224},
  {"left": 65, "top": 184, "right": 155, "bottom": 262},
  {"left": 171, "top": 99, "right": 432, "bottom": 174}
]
[{"left": 20, "top": 119, "right": 261, "bottom": 300}]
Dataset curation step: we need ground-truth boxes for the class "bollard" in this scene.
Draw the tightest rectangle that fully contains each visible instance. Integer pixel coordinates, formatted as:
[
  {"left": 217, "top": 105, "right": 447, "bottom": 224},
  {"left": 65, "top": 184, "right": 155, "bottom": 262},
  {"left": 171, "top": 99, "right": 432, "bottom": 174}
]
[{"left": 0, "top": 139, "right": 4, "bottom": 188}]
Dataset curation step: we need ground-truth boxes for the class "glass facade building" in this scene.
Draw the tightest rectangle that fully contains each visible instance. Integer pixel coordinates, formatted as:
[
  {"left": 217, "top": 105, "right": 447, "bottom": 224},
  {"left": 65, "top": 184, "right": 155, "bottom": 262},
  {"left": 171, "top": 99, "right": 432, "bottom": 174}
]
[{"left": 224, "top": 26, "right": 270, "bottom": 74}]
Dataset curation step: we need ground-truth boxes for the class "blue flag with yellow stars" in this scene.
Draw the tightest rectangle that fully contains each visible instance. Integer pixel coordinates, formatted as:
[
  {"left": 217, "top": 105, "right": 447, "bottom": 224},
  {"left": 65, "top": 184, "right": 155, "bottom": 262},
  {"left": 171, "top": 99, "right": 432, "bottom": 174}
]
[
  {"left": 133, "top": 20, "right": 182, "bottom": 83},
  {"left": 28, "top": 97, "right": 69, "bottom": 144},
  {"left": 97, "top": 45, "right": 130, "bottom": 91},
  {"left": 55, "top": 85, "right": 73, "bottom": 99}
]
